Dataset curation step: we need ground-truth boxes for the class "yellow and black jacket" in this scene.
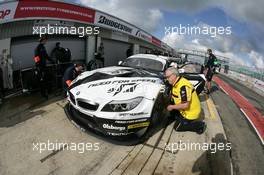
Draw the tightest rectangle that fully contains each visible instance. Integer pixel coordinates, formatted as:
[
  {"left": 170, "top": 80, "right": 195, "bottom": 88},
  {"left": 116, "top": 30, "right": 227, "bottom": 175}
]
[{"left": 171, "top": 76, "right": 201, "bottom": 120}]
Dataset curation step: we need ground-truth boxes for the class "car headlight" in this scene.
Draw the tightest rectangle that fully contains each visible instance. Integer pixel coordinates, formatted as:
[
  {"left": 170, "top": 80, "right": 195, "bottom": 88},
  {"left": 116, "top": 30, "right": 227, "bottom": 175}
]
[{"left": 102, "top": 97, "right": 143, "bottom": 112}]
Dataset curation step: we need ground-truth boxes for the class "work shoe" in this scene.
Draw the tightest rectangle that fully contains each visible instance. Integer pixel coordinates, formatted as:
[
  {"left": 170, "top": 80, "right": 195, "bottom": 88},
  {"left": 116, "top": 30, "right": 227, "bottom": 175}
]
[{"left": 197, "top": 123, "right": 207, "bottom": 135}]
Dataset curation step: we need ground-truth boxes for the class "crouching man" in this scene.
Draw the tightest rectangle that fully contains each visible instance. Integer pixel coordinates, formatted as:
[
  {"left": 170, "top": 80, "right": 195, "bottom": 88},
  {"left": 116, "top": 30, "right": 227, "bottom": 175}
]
[
  {"left": 165, "top": 67, "right": 206, "bottom": 134},
  {"left": 63, "top": 63, "right": 84, "bottom": 92}
]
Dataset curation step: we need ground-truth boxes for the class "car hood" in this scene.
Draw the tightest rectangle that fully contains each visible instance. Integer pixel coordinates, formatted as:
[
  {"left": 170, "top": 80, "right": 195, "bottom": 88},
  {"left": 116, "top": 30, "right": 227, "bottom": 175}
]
[{"left": 69, "top": 66, "right": 164, "bottom": 103}]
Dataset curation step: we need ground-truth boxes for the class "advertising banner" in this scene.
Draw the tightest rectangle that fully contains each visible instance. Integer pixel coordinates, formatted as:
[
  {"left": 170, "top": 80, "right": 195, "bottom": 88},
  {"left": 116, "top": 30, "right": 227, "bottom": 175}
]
[
  {"left": 14, "top": 1, "right": 95, "bottom": 23},
  {"left": 0, "top": 2, "right": 18, "bottom": 24}
]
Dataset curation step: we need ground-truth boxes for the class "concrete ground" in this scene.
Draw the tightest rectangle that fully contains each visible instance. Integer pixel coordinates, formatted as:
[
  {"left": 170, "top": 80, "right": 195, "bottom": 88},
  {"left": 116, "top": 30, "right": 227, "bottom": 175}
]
[{"left": 0, "top": 88, "right": 233, "bottom": 175}]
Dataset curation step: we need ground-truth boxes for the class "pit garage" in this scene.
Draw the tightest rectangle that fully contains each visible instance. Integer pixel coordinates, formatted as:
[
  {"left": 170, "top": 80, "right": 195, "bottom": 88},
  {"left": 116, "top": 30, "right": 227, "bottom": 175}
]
[{"left": 0, "top": 0, "right": 172, "bottom": 95}]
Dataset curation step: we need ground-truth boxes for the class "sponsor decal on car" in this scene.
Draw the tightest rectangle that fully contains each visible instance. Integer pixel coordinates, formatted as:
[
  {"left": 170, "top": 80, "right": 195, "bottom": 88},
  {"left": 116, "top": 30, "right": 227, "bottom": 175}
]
[
  {"left": 87, "top": 79, "right": 157, "bottom": 88},
  {"left": 107, "top": 132, "right": 130, "bottom": 136},
  {"left": 107, "top": 83, "right": 138, "bottom": 96},
  {"left": 115, "top": 118, "right": 148, "bottom": 124},
  {"left": 127, "top": 122, "right": 150, "bottom": 129},
  {"left": 118, "top": 112, "right": 148, "bottom": 117},
  {"left": 102, "top": 124, "right": 126, "bottom": 131}
]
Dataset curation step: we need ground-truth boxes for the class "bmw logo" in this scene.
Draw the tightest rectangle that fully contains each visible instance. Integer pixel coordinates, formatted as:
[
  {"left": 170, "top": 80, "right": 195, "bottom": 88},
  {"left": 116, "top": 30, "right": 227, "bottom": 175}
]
[{"left": 76, "top": 91, "right": 80, "bottom": 95}]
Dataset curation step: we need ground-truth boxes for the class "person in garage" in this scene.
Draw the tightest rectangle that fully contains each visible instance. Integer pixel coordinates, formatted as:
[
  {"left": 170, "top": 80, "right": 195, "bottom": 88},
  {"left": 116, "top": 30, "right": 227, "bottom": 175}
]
[
  {"left": 126, "top": 45, "right": 133, "bottom": 57},
  {"left": 165, "top": 67, "right": 206, "bottom": 134},
  {"left": 51, "top": 42, "right": 65, "bottom": 64},
  {"left": 204, "top": 48, "right": 217, "bottom": 94},
  {"left": 63, "top": 63, "right": 84, "bottom": 92},
  {"left": 50, "top": 42, "right": 71, "bottom": 81},
  {"left": 87, "top": 52, "right": 104, "bottom": 70},
  {"left": 98, "top": 42, "right": 105, "bottom": 66},
  {"left": 34, "top": 35, "right": 54, "bottom": 99}
]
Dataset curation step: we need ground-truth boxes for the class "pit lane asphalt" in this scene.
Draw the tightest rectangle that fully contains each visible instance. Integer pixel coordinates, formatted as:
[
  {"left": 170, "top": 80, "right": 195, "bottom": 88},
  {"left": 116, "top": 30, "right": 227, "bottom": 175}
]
[
  {"left": 211, "top": 74, "right": 264, "bottom": 175},
  {"left": 2, "top": 79, "right": 257, "bottom": 175}
]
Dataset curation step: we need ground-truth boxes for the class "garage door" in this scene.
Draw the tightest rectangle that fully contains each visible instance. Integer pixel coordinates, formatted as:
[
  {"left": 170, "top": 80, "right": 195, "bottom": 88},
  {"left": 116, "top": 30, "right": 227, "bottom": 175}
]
[{"left": 102, "top": 39, "right": 131, "bottom": 66}]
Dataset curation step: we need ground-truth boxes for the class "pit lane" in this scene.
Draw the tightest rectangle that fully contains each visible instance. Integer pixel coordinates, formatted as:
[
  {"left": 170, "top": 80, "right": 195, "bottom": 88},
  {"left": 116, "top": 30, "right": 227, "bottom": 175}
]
[{"left": 0, "top": 86, "right": 234, "bottom": 175}]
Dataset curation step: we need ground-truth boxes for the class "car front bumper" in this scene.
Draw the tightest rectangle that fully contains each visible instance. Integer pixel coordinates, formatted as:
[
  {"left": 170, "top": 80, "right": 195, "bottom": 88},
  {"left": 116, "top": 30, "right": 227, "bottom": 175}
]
[{"left": 67, "top": 103, "right": 151, "bottom": 137}]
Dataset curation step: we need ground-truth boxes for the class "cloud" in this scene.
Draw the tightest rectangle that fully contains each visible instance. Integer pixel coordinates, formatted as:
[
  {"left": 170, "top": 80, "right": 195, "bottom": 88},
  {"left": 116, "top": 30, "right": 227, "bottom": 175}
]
[
  {"left": 162, "top": 32, "right": 184, "bottom": 48},
  {"left": 76, "top": 0, "right": 264, "bottom": 68},
  {"left": 77, "top": 0, "right": 163, "bottom": 32},
  {"left": 216, "top": 0, "right": 264, "bottom": 27},
  {"left": 77, "top": 0, "right": 264, "bottom": 28},
  {"left": 249, "top": 50, "right": 264, "bottom": 69},
  {"left": 162, "top": 20, "right": 264, "bottom": 68}
]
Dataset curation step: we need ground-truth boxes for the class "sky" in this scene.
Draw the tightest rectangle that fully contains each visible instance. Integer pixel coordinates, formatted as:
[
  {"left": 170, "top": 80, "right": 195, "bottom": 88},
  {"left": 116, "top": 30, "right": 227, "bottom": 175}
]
[{"left": 1, "top": 0, "right": 263, "bottom": 69}]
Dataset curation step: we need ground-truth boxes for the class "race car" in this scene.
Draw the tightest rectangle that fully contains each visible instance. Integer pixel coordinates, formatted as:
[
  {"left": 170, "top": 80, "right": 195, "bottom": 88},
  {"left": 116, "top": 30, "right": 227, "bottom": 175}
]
[{"left": 65, "top": 54, "right": 205, "bottom": 138}]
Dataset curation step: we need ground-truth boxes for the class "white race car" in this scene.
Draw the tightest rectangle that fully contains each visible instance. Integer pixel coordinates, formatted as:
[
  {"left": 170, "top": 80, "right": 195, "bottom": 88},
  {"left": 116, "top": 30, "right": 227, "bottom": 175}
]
[{"left": 66, "top": 54, "right": 205, "bottom": 138}]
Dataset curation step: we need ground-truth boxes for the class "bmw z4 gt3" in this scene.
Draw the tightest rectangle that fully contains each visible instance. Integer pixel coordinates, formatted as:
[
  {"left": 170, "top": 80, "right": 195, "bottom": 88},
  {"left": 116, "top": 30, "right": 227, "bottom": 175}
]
[{"left": 66, "top": 54, "right": 205, "bottom": 137}]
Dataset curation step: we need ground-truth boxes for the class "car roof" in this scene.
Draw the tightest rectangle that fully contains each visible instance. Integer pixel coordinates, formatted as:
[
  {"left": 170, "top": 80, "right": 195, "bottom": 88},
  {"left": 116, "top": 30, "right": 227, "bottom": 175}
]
[{"left": 128, "top": 54, "right": 168, "bottom": 65}]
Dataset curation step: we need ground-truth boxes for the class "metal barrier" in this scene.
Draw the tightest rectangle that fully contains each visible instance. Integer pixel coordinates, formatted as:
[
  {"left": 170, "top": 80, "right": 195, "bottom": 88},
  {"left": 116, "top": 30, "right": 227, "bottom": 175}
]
[
  {"left": 229, "top": 65, "right": 264, "bottom": 82},
  {"left": 3, "top": 62, "right": 74, "bottom": 98}
]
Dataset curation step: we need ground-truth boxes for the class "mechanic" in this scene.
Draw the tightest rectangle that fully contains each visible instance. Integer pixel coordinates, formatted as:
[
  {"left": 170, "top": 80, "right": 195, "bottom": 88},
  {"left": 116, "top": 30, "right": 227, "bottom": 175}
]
[
  {"left": 204, "top": 48, "right": 217, "bottom": 94},
  {"left": 63, "top": 63, "right": 84, "bottom": 91},
  {"left": 34, "top": 35, "right": 54, "bottom": 99},
  {"left": 165, "top": 67, "right": 206, "bottom": 134},
  {"left": 50, "top": 42, "right": 65, "bottom": 64}
]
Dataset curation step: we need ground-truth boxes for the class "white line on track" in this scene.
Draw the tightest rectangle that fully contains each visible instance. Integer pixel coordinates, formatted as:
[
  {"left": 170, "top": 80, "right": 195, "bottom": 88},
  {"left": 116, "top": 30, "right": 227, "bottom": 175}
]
[{"left": 240, "top": 108, "right": 264, "bottom": 145}]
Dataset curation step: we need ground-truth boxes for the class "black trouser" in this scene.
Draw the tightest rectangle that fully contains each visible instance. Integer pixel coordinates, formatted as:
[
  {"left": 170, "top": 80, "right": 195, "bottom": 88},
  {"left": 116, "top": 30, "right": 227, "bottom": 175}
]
[
  {"left": 62, "top": 78, "right": 69, "bottom": 97},
  {"left": 36, "top": 66, "right": 48, "bottom": 98},
  {"left": 206, "top": 68, "right": 214, "bottom": 82},
  {"left": 174, "top": 111, "right": 205, "bottom": 133}
]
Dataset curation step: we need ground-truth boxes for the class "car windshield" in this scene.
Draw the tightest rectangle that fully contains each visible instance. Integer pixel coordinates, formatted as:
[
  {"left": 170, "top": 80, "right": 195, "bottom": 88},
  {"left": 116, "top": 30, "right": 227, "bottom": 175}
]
[{"left": 122, "top": 57, "right": 164, "bottom": 72}]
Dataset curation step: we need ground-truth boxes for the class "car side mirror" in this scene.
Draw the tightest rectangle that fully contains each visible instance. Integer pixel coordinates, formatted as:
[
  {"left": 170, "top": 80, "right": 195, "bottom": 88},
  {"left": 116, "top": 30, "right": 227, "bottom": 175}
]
[{"left": 118, "top": 61, "right": 123, "bottom": 65}]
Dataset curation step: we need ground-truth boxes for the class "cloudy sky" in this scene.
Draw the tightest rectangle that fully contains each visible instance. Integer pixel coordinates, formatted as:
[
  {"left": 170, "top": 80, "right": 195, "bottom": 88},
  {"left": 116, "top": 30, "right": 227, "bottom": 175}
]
[{"left": 69, "top": 0, "right": 263, "bottom": 68}]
